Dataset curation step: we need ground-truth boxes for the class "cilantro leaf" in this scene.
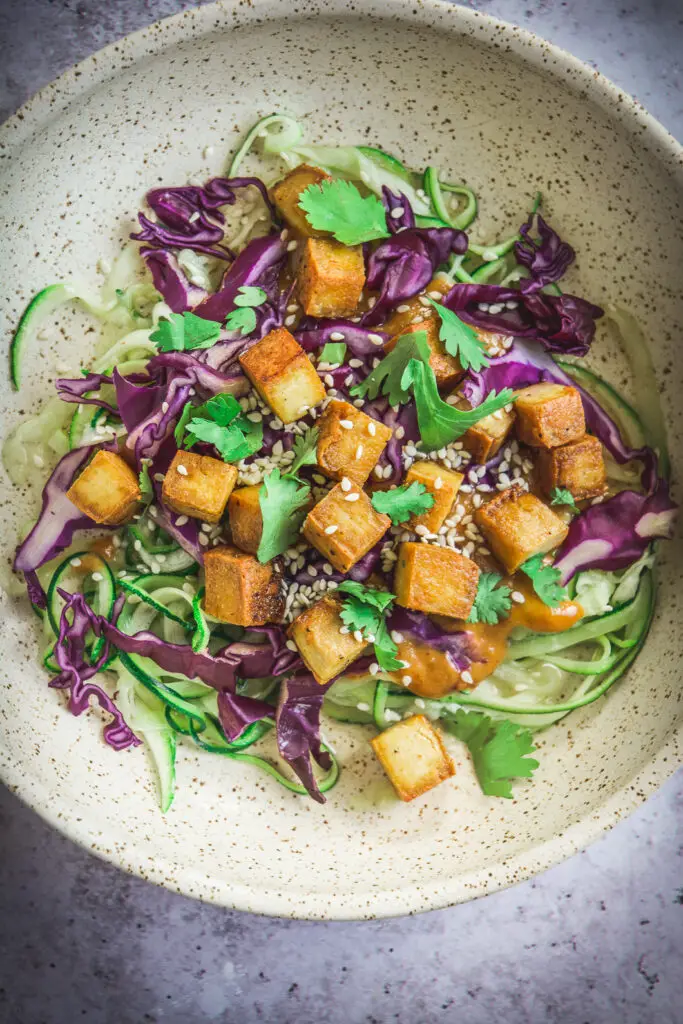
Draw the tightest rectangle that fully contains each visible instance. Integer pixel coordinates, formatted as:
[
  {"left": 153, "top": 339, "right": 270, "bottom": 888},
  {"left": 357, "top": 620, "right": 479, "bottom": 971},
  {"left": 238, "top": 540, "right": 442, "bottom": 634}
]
[
  {"left": 319, "top": 342, "right": 347, "bottom": 365},
  {"left": 468, "top": 572, "right": 512, "bottom": 625},
  {"left": 350, "top": 331, "right": 431, "bottom": 407},
  {"left": 551, "top": 487, "right": 580, "bottom": 513},
  {"left": 225, "top": 306, "right": 257, "bottom": 336},
  {"left": 299, "top": 179, "right": 390, "bottom": 246},
  {"left": 288, "top": 427, "right": 319, "bottom": 478},
  {"left": 370, "top": 481, "right": 435, "bottom": 525},
  {"left": 445, "top": 709, "right": 539, "bottom": 798},
  {"left": 183, "top": 394, "right": 263, "bottom": 463},
  {"left": 138, "top": 463, "right": 153, "bottom": 501},
  {"left": 174, "top": 401, "right": 194, "bottom": 447},
  {"left": 337, "top": 581, "right": 401, "bottom": 670},
  {"left": 150, "top": 311, "right": 221, "bottom": 352},
  {"left": 428, "top": 299, "right": 490, "bottom": 372},
  {"left": 233, "top": 286, "right": 267, "bottom": 307},
  {"left": 520, "top": 553, "right": 567, "bottom": 607},
  {"left": 401, "top": 357, "right": 515, "bottom": 451},
  {"left": 257, "top": 469, "right": 311, "bottom": 563}
]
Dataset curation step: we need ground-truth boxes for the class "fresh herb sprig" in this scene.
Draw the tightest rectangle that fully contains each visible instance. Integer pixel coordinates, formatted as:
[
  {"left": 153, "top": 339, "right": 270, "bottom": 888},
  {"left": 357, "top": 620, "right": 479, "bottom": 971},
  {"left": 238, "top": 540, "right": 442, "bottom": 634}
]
[
  {"left": 428, "top": 299, "right": 490, "bottom": 372},
  {"left": 299, "top": 179, "right": 390, "bottom": 246},
  {"left": 337, "top": 581, "right": 402, "bottom": 672},
  {"left": 520, "top": 554, "right": 567, "bottom": 608},
  {"left": 445, "top": 709, "right": 539, "bottom": 798},
  {"left": 180, "top": 394, "right": 263, "bottom": 463},
  {"left": 370, "top": 481, "right": 435, "bottom": 525},
  {"left": 150, "top": 311, "right": 222, "bottom": 352},
  {"left": 467, "top": 573, "right": 512, "bottom": 625},
  {"left": 225, "top": 285, "right": 268, "bottom": 336},
  {"left": 350, "top": 331, "right": 431, "bottom": 407}
]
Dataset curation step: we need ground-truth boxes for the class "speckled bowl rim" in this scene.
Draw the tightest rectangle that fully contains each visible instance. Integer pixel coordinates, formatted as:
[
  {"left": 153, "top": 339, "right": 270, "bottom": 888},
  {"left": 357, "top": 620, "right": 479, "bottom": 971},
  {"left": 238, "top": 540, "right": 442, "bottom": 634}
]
[{"left": 1, "top": 0, "right": 681, "bottom": 920}]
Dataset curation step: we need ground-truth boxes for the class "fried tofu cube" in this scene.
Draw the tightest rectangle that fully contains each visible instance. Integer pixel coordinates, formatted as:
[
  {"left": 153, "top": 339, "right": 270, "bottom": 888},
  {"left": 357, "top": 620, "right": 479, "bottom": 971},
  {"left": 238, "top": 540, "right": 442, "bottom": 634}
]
[
  {"left": 474, "top": 485, "right": 569, "bottom": 573},
  {"left": 66, "top": 449, "right": 141, "bottom": 525},
  {"left": 385, "top": 318, "right": 464, "bottom": 390},
  {"left": 227, "top": 485, "right": 263, "bottom": 554},
  {"left": 316, "top": 399, "right": 393, "bottom": 486},
  {"left": 371, "top": 714, "right": 455, "bottom": 802},
  {"left": 288, "top": 594, "right": 369, "bottom": 684},
  {"left": 298, "top": 238, "right": 365, "bottom": 318},
  {"left": 514, "top": 383, "right": 585, "bottom": 449},
  {"left": 161, "top": 451, "right": 237, "bottom": 524},
  {"left": 239, "top": 328, "right": 326, "bottom": 424},
  {"left": 271, "top": 164, "right": 331, "bottom": 237},
  {"left": 302, "top": 484, "right": 390, "bottom": 573},
  {"left": 393, "top": 542, "right": 479, "bottom": 619},
  {"left": 446, "top": 391, "right": 516, "bottom": 464},
  {"left": 403, "top": 461, "right": 464, "bottom": 534},
  {"left": 537, "top": 434, "right": 608, "bottom": 502},
  {"left": 203, "top": 545, "right": 284, "bottom": 626}
]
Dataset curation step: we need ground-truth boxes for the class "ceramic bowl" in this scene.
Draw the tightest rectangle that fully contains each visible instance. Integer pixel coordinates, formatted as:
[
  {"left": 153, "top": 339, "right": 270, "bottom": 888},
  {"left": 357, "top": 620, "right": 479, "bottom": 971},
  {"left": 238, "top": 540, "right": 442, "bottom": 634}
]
[{"left": 1, "top": 0, "right": 681, "bottom": 920}]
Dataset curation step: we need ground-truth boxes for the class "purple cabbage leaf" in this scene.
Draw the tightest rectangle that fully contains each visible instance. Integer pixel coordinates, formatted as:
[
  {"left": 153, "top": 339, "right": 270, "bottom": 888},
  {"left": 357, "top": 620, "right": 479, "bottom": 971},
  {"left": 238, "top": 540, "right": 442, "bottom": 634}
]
[{"left": 276, "top": 673, "right": 333, "bottom": 803}]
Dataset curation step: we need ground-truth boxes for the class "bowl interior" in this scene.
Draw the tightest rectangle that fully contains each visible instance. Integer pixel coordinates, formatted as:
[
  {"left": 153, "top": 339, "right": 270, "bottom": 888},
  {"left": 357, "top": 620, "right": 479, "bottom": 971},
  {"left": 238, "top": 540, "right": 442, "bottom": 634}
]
[{"left": 1, "top": 0, "right": 682, "bottom": 919}]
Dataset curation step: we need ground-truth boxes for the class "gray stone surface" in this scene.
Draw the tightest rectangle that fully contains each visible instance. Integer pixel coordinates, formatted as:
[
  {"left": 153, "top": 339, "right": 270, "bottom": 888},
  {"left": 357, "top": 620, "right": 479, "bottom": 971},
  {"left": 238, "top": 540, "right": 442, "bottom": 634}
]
[{"left": 1, "top": 2, "right": 682, "bottom": 1022}]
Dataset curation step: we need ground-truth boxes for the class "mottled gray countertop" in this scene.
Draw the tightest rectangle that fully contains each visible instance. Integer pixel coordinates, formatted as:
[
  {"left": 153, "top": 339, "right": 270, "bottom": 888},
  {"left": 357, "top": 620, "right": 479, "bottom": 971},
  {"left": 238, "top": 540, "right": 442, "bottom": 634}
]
[{"left": 1, "top": 2, "right": 682, "bottom": 1022}]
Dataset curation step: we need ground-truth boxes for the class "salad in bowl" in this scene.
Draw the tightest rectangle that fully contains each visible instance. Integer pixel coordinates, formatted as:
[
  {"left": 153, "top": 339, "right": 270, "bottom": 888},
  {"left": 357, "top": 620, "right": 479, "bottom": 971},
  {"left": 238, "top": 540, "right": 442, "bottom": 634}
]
[{"left": 3, "top": 114, "right": 676, "bottom": 811}]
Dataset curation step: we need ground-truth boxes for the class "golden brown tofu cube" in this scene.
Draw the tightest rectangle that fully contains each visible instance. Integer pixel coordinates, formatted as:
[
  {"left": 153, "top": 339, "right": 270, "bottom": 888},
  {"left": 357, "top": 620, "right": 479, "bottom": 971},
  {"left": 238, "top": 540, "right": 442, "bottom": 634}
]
[
  {"left": 203, "top": 545, "right": 284, "bottom": 626},
  {"left": 474, "top": 485, "right": 569, "bottom": 573},
  {"left": 371, "top": 715, "right": 455, "bottom": 802},
  {"left": 316, "top": 399, "right": 393, "bottom": 486},
  {"left": 161, "top": 451, "right": 237, "bottom": 524},
  {"left": 404, "top": 461, "right": 464, "bottom": 534},
  {"left": 239, "top": 328, "right": 326, "bottom": 424},
  {"left": 447, "top": 391, "right": 516, "bottom": 464},
  {"left": 298, "top": 238, "right": 365, "bottom": 318},
  {"left": 66, "top": 449, "right": 141, "bottom": 526},
  {"left": 288, "top": 594, "right": 369, "bottom": 684},
  {"left": 385, "top": 318, "right": 464, "bottom": 390},
  {"left": 227, "top": 485, "right": 263, "bottom": 554},
  {"left": 537, "top": 434, "right": 608, "bottom": 502},
  {"left": 271, "top": 164, "right": 331, "bottom": 238},
  {"left": 302, "top": 484, "right": 390, "bottom": 573},
  {"left": 514, "top": 383, "right": 585, "bottom": 449},
  {"left": 393, "top": 542, "right": 479, "bottom": 619}
]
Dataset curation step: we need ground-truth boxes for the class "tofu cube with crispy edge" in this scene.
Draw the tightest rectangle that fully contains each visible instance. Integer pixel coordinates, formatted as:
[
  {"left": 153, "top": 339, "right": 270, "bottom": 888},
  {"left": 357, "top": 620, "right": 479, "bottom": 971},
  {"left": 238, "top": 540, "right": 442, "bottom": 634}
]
[
  {"left": 302, "top": 484, "right": 391, "bottom": 573},
  {"left": 537, "top": 434, "right": 608, "bottom": 502},
  {"left": 404, "top": 462, "right": 464, "bottom": 534},
  {"left": 474, "top": 485, "right": 569, "bottom": 573},
  {"left": 316, "top": 399, "right": 393, "bottom": 486},
  {"left": 271, "top": 164, "right": 331, "bottom": 237},
  {"left": 288, "top": 594, "right": 369, "bottom": 684},
  {"left": 371, "top": 714, "right": 455, "bottom": 802},
  {"left": 298, "top": 238, "right": 366, "bottom": 318},
  {"left": 393, "top": 542, "right": 479, "bottom": 619},
  {"left": 385, "top": 319, "right": 464, "bottom": 391},
  {"left": 203, "top": 545, "right": 284, "bottom": 626},
  {"left": 161, "top": 451, "right": 237, "bottom": 523},
  {"left": 227, "top": 485, "right": 263, "bottom": 554},
  {"left": 514, "top": 383, "right": 585, "bottom": 449},
  {"left": 239, "top": 327, "right": 326, "bottom": 424},
  {"left": 66, "top": 449, "right": 141, "bottom": 525},
  {"left": 448, "top": 391, "right": 516, "bottom": 464}
]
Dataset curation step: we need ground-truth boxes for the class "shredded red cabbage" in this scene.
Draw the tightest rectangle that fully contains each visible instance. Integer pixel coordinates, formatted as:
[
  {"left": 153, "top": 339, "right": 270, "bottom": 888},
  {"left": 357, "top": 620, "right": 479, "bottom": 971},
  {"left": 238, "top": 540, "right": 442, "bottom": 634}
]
[
  {"left": 141, "top": 249, "right": 209, "bottom": 312},
  {"left": 276, "top": 674, "right": 333, "bottom": 803},
  {"left": 387, "top": 607, "right": 478, "bottom": 671},
  {"left": 514, "top": 212, "right": 575, "bottom": 294},
  {"left": 296, "top": 319, "right": 389, "bottom": 357},
  {"left": 55, "top": 372, "right": 118, "bottom": 417}
]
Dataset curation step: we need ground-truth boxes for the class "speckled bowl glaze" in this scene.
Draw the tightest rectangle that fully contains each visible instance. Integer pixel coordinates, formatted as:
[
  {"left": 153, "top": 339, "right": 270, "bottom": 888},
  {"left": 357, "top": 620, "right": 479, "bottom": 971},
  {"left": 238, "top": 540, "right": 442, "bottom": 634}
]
[{"left": 1, "top": 0, "right": 682, "bottom": 920}]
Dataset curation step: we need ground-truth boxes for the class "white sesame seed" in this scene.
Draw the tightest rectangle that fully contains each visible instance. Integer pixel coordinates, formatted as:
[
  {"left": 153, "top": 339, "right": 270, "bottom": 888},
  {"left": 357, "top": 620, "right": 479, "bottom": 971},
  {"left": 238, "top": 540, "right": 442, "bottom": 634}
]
[
  {"left": 418, "top": 295, "right": 431, "bottom": 307},
  {"left": 427, "top": 290, "right": 442, "bottom": 300},
  {"left": 374, "top": 465, "right": 384, "bottom": 479},
  {"left": 415, "top": 524, "right": 430, "bottom": 536},
  {"left": 286, "top": 640, "right": 298, "bottom": 652},
  {"left": 395, "top": 426, "right": 405, "bottom": 440},
  {"left": 307, "top": 566, "right": 318, "bottom": 578},
  {"left": 390, "top": 206, "right": 405, "bottom": 219},
  {"left": 382, "top": 464, "right": 393, "bottom": 479},
  {"left": 199, "top": 534, "right": 209, "bottom": 546},
  {"left": 391, "top": 631, "right": 404, "bottom": 644},
  {"left": 133, "top": 540, "right": 142, "bottom": 553},
  {"left": 345, "top": 492, "right": 360, "bottom": 502},
  {"left": 176, "top": 464, "right": 188, "bottom": 476},
  {"left": 368, "top": 333, "right": 384, "bottom": 346},
  {"left": 433, "top": 476, "right": 443, "bottom": 490},
  {"left": 402, "top": 675, "right": 413, "bottom": 685},
  {"left": 161, "top": 401, "right": 169, "bottom": 413},
  {"left": 355, "top": 444, "right": 364, "bottom": 460},
  {"left": 367, "top": 421, "right": 377, "bottom": 436},
  {"left": 340, "top": 477, "right": 352, "bottom": 492},
  {"left": 339, "top": 420, "right": 354, "bottom": 430},
  {"left": 324, "top": 525, "right": 339, "bottom": 537},
  {"left": 369, "top": 662, "right": 379, "bottom": 676},
  {"left": 286, "top": 240, "right": 298, "bottom": 252},
  {"left": 460, "top": 670, "right": 474, "bottom": 685},
  {"left": 352, "top": 630, "right": 363, "bottom": 643},
  {"left": 512, "top": 591, "right": 526, "bottom": 604},
  {"left": 329, "top": 331, "right": 345, "bottom": 342},
  {"left": 397, "top": 304, "right": 410, "bottom": 313}
]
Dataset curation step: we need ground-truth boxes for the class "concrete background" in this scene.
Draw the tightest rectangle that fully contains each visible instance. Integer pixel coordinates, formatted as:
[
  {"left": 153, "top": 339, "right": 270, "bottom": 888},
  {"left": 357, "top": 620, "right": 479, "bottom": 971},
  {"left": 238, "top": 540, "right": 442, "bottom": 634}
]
[{"left": 1, "top": 2, "right": 682, "bottom": 1022}]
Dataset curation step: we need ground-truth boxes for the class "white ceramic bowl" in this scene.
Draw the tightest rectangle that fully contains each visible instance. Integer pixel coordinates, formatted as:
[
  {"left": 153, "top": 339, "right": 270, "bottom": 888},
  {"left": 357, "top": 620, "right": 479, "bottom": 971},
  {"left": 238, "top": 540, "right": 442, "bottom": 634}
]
[{"left": 1, "top": 0, "right": 682, "bottom": 920}]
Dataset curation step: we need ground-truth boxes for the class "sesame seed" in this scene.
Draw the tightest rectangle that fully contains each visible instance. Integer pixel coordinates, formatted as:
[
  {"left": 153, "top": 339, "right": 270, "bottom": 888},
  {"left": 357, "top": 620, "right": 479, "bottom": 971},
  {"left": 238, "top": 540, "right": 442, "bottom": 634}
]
[
  {"left": 307, "top": 566, "right": 318, "bottom": 578},
  {"left": 368, "top": 334, "right": 384, "bottom": 346},
  {"left": 395, "top": 426, "right": 405, "bottom": 440},
  {"left": 391, "top": 631, "right": 404, "bottom": 644},
  {"left": 133, "top": 540, "right": 142, "bottom": 552},
  {"left": 339, "top": 420, "right": 354, "bottom": 430},
  {"left": 353, "top": 630, "right": 364, "bottom": 643},
  {"left": 345, "top": 492, "right": 360, "bottom": 502},
  {"left": 357, "top": 702, "right": 370, "bottom": 712},
  {"left": 287, "top": 240, "right": 298, "bottom": 252},
  {"left": 402, "top": 675, "right": 413, "bottom": 685},
  {"left": 70, "top": 557, "right": 82, "bottom": 567},
  {"left": 161, "top": 401, "right": 169, "bottom": 413},
  {"left": 418, "top": 295, "right": 431, "bottom": 307},
  {"left": 329, "top": 331, "right": 345, "bottom": 342},
  {"left": 460, "top": 670, "right": 474, "bottom": 685},
  {"left": 153, "top": 473, "right": 165, "bottom": 483},
  {"left": 286, "top": 640, "right": 298, "bottom": 652},
  {"left": 355, "top": 444, "right": 364, "bottom": 460},
  {"left": 433, "top": 476, "right": 443, "bottom": 490},
  {"left": 369, "top": 662, "right": 379, "bottom": 675},
  {"left": 176, "top": 464, "right": 188, "bottom": 476},
  {"left": 374, "top": 465, "right": 384, "bottom": 479},
  {"left": 90, "top": 571, "right": 103, "bottom": 582},
  {"left": 199, "top": 534, "right": 209, "bottom": 546},
  {"left": 367, "top": 421, "right": 376, "bottom": 436},
  {"left": 512, "top": 591, "right": 526, "bottom": 604},
  {"left": 280, "top": 228, "right": 289, "bottom": 241},
  {"left": 397, "top": 304, "right": 410, "bottom": 313},
  {"left": 324, "top": 374, "right": 334, "bottom": 387},
  {"left": 340, "top": 477, "right": 352, "bottom": 492},
  {"left": 415, "top": 524, "right": 430, "bottom": 536},
  {"left": 32, "top": 453, "right": 45, "bottom": 468},
  {"left": 382, "top": 465, "right": 393, "bottom": 479},
  {"left": 390, "top": 206, "right": 405, "bottom": 218},
  {"left": 427, "top": 290, "right": 442, "bottom": 300}
]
